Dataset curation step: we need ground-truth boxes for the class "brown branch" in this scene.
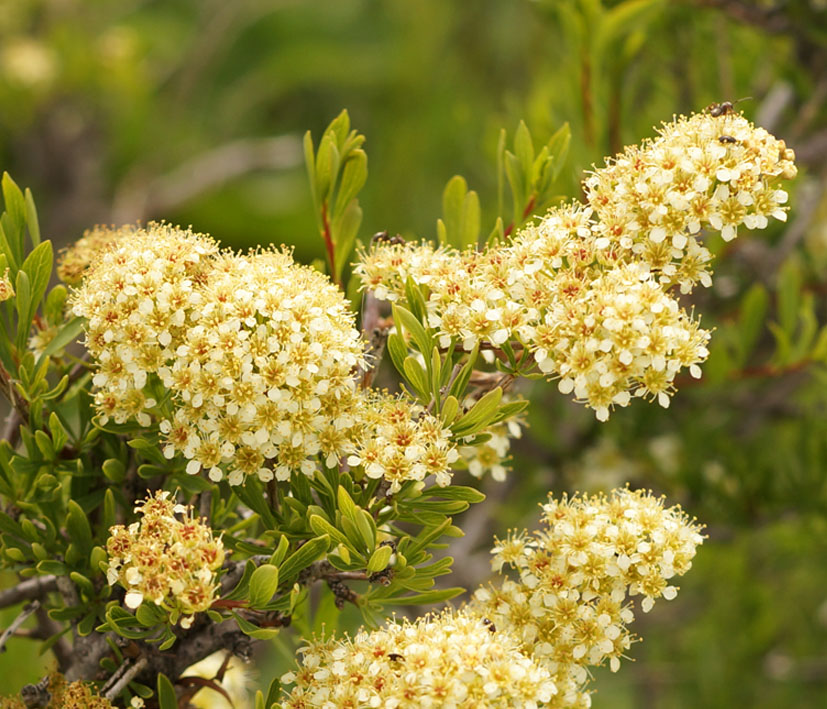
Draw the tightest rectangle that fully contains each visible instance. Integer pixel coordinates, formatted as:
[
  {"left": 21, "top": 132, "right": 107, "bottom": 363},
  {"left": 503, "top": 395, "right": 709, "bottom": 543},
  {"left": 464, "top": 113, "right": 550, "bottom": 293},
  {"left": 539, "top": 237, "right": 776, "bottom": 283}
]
[
  {"left": 102, "top": 656, "right": 148, "bottom": 701},
  {"left": 0, "top": 600, "right": 40, "bottom": 653},
  {"left": 0, "top": 575, "right": 57, "bottom": 609}
]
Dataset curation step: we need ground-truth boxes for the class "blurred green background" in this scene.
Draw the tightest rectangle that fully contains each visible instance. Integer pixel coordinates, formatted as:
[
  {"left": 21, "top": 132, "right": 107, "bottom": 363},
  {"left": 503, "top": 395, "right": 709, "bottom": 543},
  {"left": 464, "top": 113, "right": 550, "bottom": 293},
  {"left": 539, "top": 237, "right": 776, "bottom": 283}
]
[{"left": 2, "top": 0, "right": 827, "bottom": 706}]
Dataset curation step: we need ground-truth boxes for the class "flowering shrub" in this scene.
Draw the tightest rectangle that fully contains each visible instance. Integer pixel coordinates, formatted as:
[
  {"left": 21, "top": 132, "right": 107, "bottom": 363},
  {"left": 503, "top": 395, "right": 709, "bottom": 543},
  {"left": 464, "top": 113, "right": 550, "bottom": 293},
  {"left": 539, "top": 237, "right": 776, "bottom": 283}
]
[{"left": 0, "top": 107, "right": 795, "bottom": 708}]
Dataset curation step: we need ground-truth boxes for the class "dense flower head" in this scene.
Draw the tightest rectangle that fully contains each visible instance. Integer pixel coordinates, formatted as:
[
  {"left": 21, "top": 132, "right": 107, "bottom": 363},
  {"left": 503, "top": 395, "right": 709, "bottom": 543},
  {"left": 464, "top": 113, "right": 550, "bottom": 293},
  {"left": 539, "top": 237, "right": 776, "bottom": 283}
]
[
  {"left": 56, "top": 224, "right": 136, "bottom": 285},
  {"left": 355, "top": 112, "right": 795, "bottom": 419},
  {"left": 71, "top": 223, "right": 366, "bottom": 485},
  {"left": 585, "top": 111, "right": 796, "bottom": 291},
  {"left": 469, "top": 488, "right": 705, "bottom": 707},
  {"left": 106, "top": 490, "right": 225, "bottom": 620},
  {"left": 347, "top": 391, "right": 458, "bottom": 492},
  {"left": 278, "top": 609, "right": 557, "bottom": 709}
]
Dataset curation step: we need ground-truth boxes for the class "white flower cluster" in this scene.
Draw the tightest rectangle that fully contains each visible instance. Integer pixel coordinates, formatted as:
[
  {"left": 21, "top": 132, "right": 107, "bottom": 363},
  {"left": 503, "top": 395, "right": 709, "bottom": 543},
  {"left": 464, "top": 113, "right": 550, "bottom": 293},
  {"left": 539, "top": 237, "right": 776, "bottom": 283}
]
[
  {"left": 280, "top": 488, "right": 703, "bottom": 708},
  {"left": 470, "top": 488, "right": 704, "bottom": 707},
  {"left": 355, "top": 111, "right": 796, "bottom": 419},
  {"left": 347, "top": 392, "right": 459, "bottom": 492},
  {"left": 71, "top": 225, "right": 366, "bottom": 485},
  {"left": 279, "top": 609, "right": 557, "bottom": 708}
]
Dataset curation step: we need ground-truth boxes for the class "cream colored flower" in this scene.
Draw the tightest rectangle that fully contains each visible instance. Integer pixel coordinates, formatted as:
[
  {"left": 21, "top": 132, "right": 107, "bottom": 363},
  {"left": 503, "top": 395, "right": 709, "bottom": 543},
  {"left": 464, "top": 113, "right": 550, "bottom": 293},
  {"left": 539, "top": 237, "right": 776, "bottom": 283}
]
[
  {"left": 106, "top": 490, "right": 225, "bottom": 618},
  {"left": 355, "top": 112, "right": 796, "bottom": 420}
]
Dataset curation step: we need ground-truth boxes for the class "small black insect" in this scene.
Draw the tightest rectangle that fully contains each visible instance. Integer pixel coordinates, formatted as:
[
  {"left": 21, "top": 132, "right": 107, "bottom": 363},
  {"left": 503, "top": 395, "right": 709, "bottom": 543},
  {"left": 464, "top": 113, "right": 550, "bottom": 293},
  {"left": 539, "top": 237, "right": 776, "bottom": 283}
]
[
  {"left": 708, "top": 101, "right": 734, "bottom": 117},
  {"left": 718, "top": 135, "right": 738, "bottom": 144},
  {"left": 372, "top": 230, "right": 405, "bottom": 246},
  {"left": 707, "top": 96, "right": 752, "bottom": 117},
  {"left": 388, "top": 653, "right": 405, "bottom": 662},
  {"left": 481, "top": 617, "right": 496, "bottom": 633}
]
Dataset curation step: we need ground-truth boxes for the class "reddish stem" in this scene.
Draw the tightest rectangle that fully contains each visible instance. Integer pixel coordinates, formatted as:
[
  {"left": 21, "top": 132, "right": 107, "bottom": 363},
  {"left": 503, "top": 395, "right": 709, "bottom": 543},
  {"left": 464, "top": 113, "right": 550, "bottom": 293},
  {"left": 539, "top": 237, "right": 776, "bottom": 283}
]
[
  {"left": 321, "top": 201, "right": 337, "bottom": 285},
  {"left": 503, "top": 194, "right": 537, "bottom": 239},
  {"left": 210, "top": 598, "right": 248, "bottom": 610}
]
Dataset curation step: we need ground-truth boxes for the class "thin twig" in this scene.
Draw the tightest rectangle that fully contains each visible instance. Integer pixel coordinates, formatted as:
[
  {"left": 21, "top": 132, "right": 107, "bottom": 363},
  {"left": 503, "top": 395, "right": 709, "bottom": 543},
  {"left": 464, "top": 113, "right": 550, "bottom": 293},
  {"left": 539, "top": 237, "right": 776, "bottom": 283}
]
[
  {"left": 0, "top": 600, "right": 40, "bottom": 653},
  {"left": 103, "top": 656, "right": 148, "bottom": 701},
  {"left": 0, "top": 575, "right": 57, "bottom": 609}
]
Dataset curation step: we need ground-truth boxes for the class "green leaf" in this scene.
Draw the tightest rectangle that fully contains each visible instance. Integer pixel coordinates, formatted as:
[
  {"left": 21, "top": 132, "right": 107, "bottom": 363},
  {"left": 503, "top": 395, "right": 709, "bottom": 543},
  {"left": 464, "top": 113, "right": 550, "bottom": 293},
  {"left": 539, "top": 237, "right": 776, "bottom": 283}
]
[
  {"left": 449, "top": 344, "right": 478, "bottom": 399},
  {"left": 392, "top": 304, "right": 432, "bottom": 357},
  {"left": 20, "top": 240, "right": 53, "bottom": 314},
  {"left": 270, "top": 534, "right": 290, "bottom": 567},
  {"left": 332, "top": 199, "right": 362, "bottom": 283},
  {"left": 2, "top": 172, "right": 26, "bottom": 265},
  {"left": 493, "top": 399, "right": 530, "bottom": 423},
  {"left": 452, "top": 387, "right": 503, "bottom": 437},
  {"left": 278, "top": 535, "right": 329, "bottom": 586},
  {"left": 440, "top": 175, "right": 466, "bottom": 247},
  {"left": 737, "top": 284, "right": 768, "bottom": 364},
  {"left": 309, "top": 514, "right": 351, "bottom": 548},
  {"left": 315, "top": 134, "right": 340, "bottom": 203},
  {"left": 440, "top": 395, "right": 459, "bottom": 424},
  {"left": 402, "top": 356, "right": 430, "bottom": 400},
  {"left": 366, "top": 545, "right": 393, "bottom": 574},
  {"left": 37, "top": 316, "right": 84, "bottom": 365},
  {"left": 265, "top": 678, "right": 282, "bottom": 709},
  {"left": 514, "top": 121, "right": 534, "bottom": 180},
  {"left": 65, "top": 499, "right": 93, "bottom": 556},
  {"left": 37, "top": 559, "right": 67, "bottom": 576},
  {"left": 386, "top": 332, "right": 408, "bottom": 376},
  {"left": 156, "top": 673, "right": 178, "bottom": 709},
  {"left": 24, "top": 188, "right": 40, "bottom": 247},
  {"left": 333, "top": 150, "right": 367, "bottom": 219},
  {"left": 546, "top": 122, "right": 572, "bottom": 182},
  {"left": 303, "top": 131, "right": 319, "bottom": 216},
  {"left": 419, "top": 485, "right": 486, "bottom": 503},
  {"left": 15, "top": 269, "right": 31, "bottom": 348},
  {"left": 777, "top": 259, "right": 801, "bottom": 336},
  {"left": 249, "top": 564, "right": 280, "bottom": 608},
  {"left": 232, "top": 611, "right": 281, "bottom": 640},
  {"left": 354, "top": 509, "right": 377, "bottom": 551}
]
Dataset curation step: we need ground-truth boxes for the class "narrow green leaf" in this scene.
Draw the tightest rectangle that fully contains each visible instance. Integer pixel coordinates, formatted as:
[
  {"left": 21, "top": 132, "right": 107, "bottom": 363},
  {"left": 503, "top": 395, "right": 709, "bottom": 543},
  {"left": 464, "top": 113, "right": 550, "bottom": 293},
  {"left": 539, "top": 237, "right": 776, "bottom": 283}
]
[
  {"left": 332, "top": 199, "right": 362, "bottom": 283},
  {"left": 65, "top": 500, "right": 93, "bottom": 555},
  {"left": 392, "top": 304, "right": 432, "bottom": 356},
  {"left": 386, "top": 332, "right": 408, "bottom": 376},
  {"left": 278, "top": 535, "right": 329, "bottom": 586},
  {"left": 513, "top": 121, "right": 534, "bottom": 179},
  {"left": 441, "top": 175, "right": 468, "bottom": 248},
  {"left": 402, "top": 356, "right": 430, "bottom": 400},
  {"left": 333, "top": 150, "right": 367, "bottom": 219},
  {"left": 24, "top": 188, "right": 40, "bottom": 247},
  {"left": 309, "top": 514, "right": 350, "bottom": 548},
  {"left": 156, "top": 673, "right": 177, "bottom": 709},
  {"left": 232, "top": 611, "right": 281, "bottom": 640},
  {"left": 37, "top": 316, "right": 84, "bottom": 365},
  {"left": 452, "top": 387, "right": 503, "bottom": 437}
]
